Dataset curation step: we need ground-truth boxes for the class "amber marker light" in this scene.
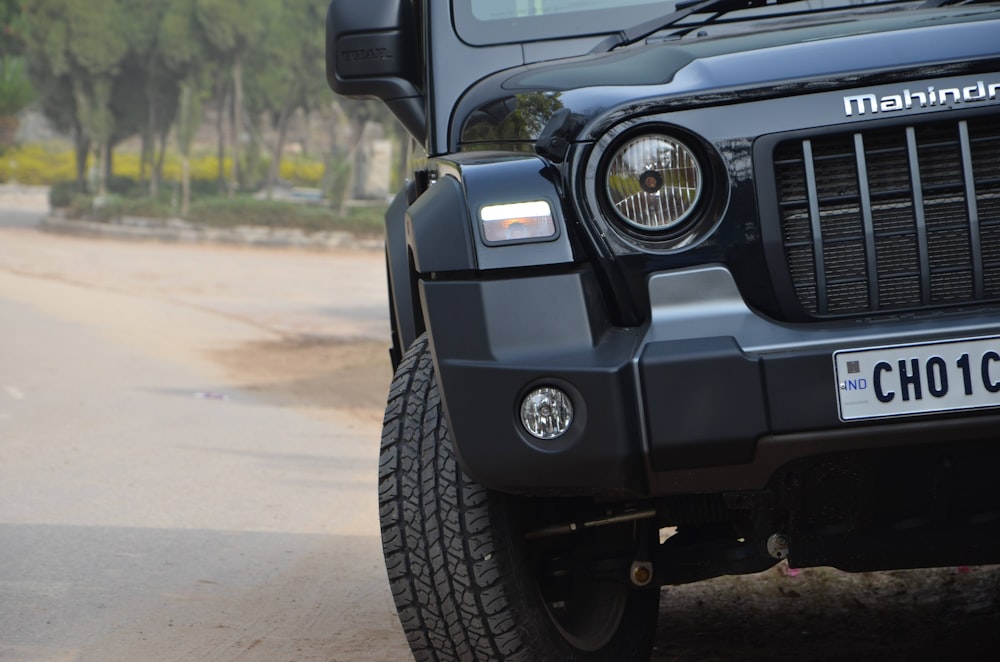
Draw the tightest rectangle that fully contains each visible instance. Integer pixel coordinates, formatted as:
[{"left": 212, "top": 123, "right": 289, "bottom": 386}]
[{"left": 480, "top": 200, "right": 556, "bottom": 243}]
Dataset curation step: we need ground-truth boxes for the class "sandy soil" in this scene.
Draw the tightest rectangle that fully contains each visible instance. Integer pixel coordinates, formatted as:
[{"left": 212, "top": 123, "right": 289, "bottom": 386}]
[{"left": 211, "top": 337, "right": 392, "bottom": 427}]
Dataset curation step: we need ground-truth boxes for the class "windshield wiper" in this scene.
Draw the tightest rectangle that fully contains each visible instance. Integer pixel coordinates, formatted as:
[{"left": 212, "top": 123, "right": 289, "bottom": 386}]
[
  {"left": 591, "top": 0, "right": 941, "bottom": 53},
  {"left": 591, "top": 0, "right": 791, "bottom": 53},
  {"left": 920, "top": 0, "right": 995, "bottom": 7}
]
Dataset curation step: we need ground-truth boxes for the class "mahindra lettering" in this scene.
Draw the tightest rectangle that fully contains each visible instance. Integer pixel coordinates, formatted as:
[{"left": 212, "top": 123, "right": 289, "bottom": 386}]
[{"left": 324, "top": 1, "right": 1000, "bottom": 660}]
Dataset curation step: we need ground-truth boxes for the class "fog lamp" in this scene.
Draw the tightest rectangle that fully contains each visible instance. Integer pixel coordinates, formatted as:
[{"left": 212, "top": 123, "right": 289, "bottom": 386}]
[
  {"left": 520, "top": 386, "right": 573, "bottom": 440},
  {"left": 480, "top": 200, "right": 556, "bottom": 243}
]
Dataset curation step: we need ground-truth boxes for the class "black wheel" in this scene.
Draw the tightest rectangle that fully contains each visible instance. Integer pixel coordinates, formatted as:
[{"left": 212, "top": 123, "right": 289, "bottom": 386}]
[{"left": 379, "top": 335, "right": 659, "bottom": 661}]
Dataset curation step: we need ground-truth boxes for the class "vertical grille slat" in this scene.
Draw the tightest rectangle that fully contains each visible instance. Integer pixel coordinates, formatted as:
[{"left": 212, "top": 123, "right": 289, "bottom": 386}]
[
  {"left": 774, "top": 114, "right": 1000, "bottom": 317},
  {"left": 802, "top": 139, "right": 829, "bottom": 313},
  {"left": 854, "top": 133, "right": 880, "bottom": 310},
  {"left": 905, "top": 126, "right": 933, "bottom": 305},
  {"left": 961, "top": 120, "right": 985, "bottom": 298}
]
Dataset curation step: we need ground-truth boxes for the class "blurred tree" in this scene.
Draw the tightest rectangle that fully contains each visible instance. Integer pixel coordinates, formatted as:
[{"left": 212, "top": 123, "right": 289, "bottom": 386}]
[
  {"left": 0, "top": 0, "right": 33, "bottom": 147},
  {"left": 124, "top": 0, "right": 175, "bottom": 196},
  {"left": 147, "top": 0, "right": 208, "bottom": 197},
  {"left": 0, "top": 0, "right": 24, "bottom": 56},
  {"left": 23, "top": 52, "right": 87, "bottom": 189},
  {"left": 195, "top": 0, "right": 276, "bottom": 194},
  {"left": 19, "top": 0, "right": 369, "bottom": 207},
  {"left": 176, "top": 76, "right": 202, "bottom": 216},
  {"left": 245, "top": 0, "right": 329, "bottom": 198},
  {"left": 24, "top": 0, "right": 130, "bottom": 195}
]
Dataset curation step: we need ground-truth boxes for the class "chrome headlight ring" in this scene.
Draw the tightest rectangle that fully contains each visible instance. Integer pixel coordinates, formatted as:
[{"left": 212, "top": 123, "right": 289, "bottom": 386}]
[
  {"left": 606, "top": 132, "right": 703, "bottom": 232},
  {"left": 585, "top": 122, "right": 725, "bottom": 253}
]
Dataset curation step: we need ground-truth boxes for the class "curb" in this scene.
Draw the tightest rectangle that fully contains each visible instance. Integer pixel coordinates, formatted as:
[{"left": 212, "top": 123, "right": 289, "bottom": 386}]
[{"left": 39, "top": 214, "right": 385, "bottom": 252}]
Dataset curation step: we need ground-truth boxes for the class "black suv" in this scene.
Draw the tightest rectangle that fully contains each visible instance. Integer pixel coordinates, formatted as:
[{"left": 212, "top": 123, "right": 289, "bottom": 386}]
[{"left": 326, "top": 1, "right": 1000, "bottom": 659}]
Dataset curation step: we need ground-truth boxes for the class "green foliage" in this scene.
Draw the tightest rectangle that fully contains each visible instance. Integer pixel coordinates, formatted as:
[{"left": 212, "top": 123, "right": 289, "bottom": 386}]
[
  {"left": 0, "top": 3, "right": 32, "bottom": 117},
  {"left": 176, "top": 78, "right": 201, "bottom": 156},
  {"left": 245, "top": 0, "right": 327, "bottom": 118},
  {"left": 182, "top": 197, "right": 290, "bottom": 227},
  {"left": 321, "top": 156, "right": 351, "bottom": 211},
  {"left": 183, "top": 197, "right": 382, "bottom": 235},
  {"left": 0, "top": 0, "right": 26, "bottom": 57},
  {"left": 159, "top": 0, "right": 203, "bottom": 72},
  {"left": 18, "top": 0, "right": 400, "bottom": 210},
  {"left": 67, "top": 192, "right": 96, "bottom": 218},
  {"left": 70, "top": 191, "right": 385, "bottom": 236},
  {"left": 49, "top": 179, "right": 79, "bottom": 207},
  {"left": 0, "top": 55, "right": 33, "bottom": 115},
  {"left": 194, "top": 0, "right": 275, "bottom": 57},
  {"left": 98, "top": 194, "right": 174, "bottom": 220}
]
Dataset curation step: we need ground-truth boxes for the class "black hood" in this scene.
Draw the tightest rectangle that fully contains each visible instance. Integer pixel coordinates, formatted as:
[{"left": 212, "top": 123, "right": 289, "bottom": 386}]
[{"left": 456, "top": 4, "right": 1000, "bottom": 147}]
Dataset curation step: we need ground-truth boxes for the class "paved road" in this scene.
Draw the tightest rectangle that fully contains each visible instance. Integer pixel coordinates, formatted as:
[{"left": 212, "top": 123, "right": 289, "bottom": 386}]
[
  {"left": 0, "top": 203, "right": 410, "bottom": 661},
  {"left": 0, "top": 208, "right": 43, "bottom": 229}
]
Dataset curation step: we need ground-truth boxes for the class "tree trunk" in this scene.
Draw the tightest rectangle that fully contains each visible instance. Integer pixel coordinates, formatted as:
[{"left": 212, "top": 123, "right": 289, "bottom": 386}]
[
  {"left": 72, "top": 81, "right": 95, "bottom": 193},
  {"left": 339, "top": 119, "right": 368, "bottom": 216},
  {"left": 181, "top": 156, "right": 191, "bottom": 217},
  {"left": 146, "top": 98, "right": 159, "bottom": 197},
  {"left": 140, "top": 95, "right": 152, "bottom": 188},
  {"left": 70, "top": 113, "right": 90, "bottom": 193},
  {"left": 216, "top": 76, "right": 228, "bottom": 194},
  {"left": 230, "top": 54, "right": 244, "bottom": 196},
  {"left": 97, "top": 143, "right": 108, "bottom": 197},
  {"left": 155, "top": 128, "right": 168, "bottom": 196},
  {"left": 0, "top": 116, "right": 19, "bottom": 149},
  {"left": 104, "top": 140, "right": 114, "bottom": 187},
  {"left": 266, "top": 101, "right": 295, "bottom": 200}
]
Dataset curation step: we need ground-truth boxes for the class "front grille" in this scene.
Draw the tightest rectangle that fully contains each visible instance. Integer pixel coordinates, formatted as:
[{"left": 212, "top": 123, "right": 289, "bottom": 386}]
[{"left": 774, "top": 114, "right": 1000, "bottom": 317}]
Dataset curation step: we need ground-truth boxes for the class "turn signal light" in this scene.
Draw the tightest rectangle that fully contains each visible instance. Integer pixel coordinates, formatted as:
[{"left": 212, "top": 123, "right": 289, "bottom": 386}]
[{"left": 480, "top": 200, "right": 556, "bottom": 244}]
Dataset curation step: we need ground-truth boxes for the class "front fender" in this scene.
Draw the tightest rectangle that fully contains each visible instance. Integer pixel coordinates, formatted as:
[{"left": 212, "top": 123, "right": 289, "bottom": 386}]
[{"left": 405, "top": 153, "right": 576, "bottom": 275}]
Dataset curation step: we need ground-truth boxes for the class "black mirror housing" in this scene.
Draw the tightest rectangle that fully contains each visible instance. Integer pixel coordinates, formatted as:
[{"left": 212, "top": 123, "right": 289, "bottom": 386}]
[{"left": 326, "top": 0, "right": 426, "bottom": 143}]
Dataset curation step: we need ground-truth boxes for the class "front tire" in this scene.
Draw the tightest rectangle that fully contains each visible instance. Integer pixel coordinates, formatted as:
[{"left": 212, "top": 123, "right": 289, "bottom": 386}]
[{"left": 378, "top": 336, "right": 658, "bottom": 661}]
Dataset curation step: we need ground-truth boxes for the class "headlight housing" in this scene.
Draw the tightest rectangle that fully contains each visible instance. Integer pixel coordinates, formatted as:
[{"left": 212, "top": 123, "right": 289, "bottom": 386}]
[{"left": 605, "top": 133, "right": 703, "bottom": 233}]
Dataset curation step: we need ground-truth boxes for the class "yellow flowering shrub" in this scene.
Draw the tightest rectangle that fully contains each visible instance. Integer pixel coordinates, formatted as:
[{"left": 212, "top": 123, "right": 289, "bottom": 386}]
[
  {"left": 280, "top": 157, "right": 325, "bottom": 186},
  {"left": 0, "top": 145, "right": 324, "bottom": 188},
  {"left": 0, "top": 144, "right": 80, "bottom": 184}
]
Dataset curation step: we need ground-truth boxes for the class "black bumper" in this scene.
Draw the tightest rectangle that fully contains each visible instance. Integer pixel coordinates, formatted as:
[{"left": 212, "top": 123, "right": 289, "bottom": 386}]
[{"left": 421, "top": 265, "right": 1000, "bottom": 498}]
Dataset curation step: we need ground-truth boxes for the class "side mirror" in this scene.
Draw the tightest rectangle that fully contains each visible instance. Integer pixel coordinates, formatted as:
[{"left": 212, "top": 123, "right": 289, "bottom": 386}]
[{"left": 326, "top": 0, "right": 426, "bottom": 143}]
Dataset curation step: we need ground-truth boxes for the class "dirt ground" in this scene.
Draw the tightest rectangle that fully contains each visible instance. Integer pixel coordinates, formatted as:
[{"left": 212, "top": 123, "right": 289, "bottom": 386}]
[
  {"left": 212, "top": 336, "right": 392, "bottom": 427},
  {"left": 203, "top": 302, "right": 1000, "bottom": 660},
  {"left": 214, "top": 335, "right": 1000, "bottom": 661},
  {"left": 196, "top": 310, "right": 1000, "bottom": 661},
  {"left": 2, "top": 187, "right": 998, "bottom": 660}
]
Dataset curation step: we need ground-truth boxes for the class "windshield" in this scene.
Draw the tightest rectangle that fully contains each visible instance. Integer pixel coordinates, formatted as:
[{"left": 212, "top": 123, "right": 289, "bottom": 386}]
[
  {"left": 469, "top": 0, "right": 666, "bottom": 19},
  {"left": 454, "top": 0, "right": 676, "bottom": 45},
  {"left": 453, "top": 0, "right": 946, "bottom": 46}
]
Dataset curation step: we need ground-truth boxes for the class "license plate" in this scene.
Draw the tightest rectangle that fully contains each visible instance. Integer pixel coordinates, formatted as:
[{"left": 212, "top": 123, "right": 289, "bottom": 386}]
[{"left": 834, "top": 336, "right": 1000, "bottom": 421}]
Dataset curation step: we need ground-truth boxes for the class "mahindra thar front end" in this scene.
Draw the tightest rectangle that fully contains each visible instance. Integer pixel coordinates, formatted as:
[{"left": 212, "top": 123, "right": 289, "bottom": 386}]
[{"left": 325, "top": 1, "right": 1000, "bottom": 659}]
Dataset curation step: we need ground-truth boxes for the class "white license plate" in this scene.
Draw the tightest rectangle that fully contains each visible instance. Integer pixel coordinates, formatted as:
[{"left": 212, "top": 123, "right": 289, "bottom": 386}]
[{"left": 834, "top": 336, "right": 1000, "bottom": 421}]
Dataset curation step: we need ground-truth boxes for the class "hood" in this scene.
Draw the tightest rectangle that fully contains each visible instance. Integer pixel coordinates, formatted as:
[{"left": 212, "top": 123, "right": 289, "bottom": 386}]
[{"left": 456, "top": 4, "right": 1000, "bottom": 146}]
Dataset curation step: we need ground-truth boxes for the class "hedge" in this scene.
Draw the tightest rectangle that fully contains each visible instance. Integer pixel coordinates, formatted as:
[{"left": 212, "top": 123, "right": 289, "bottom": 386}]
[{"left": 0, "top": 145, "right": 324, "bottom": 187}]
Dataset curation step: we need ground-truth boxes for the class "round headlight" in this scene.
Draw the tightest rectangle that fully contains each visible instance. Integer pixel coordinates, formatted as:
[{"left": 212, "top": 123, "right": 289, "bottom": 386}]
[{"left": 605, "top": 133, "right": 703, "bottom": 233}]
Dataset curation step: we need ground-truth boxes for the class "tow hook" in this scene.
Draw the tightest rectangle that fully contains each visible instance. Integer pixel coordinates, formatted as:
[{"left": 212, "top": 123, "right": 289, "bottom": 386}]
[{"left": 767, "top": 532, "right": 790, "bottom": 560}]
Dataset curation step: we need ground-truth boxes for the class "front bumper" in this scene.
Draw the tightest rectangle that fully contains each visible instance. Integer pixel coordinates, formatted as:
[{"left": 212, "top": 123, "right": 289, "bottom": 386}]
[{"left": 422, "top": 264, "right": 1000, "bottom": 498}]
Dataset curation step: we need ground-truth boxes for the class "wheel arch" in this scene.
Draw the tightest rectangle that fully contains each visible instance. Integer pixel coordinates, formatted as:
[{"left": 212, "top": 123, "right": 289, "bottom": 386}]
[{"left": 385, "top": 183, "right": 424, "bottom": 368}]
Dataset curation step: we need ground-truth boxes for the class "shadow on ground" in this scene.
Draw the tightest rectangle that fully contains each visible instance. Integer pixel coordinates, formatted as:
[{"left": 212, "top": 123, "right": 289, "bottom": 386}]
[{"left": 652, "top": 564, "right": 1000, "bottom": 661}]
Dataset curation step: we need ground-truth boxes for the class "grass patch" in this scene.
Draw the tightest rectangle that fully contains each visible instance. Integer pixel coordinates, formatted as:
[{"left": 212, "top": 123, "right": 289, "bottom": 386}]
[
  {"left": 56, "top": 185, "right": 386, "bottom": 237},
  {"left": 185, "top": 197, "right": 385, "bottom": 235}
]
